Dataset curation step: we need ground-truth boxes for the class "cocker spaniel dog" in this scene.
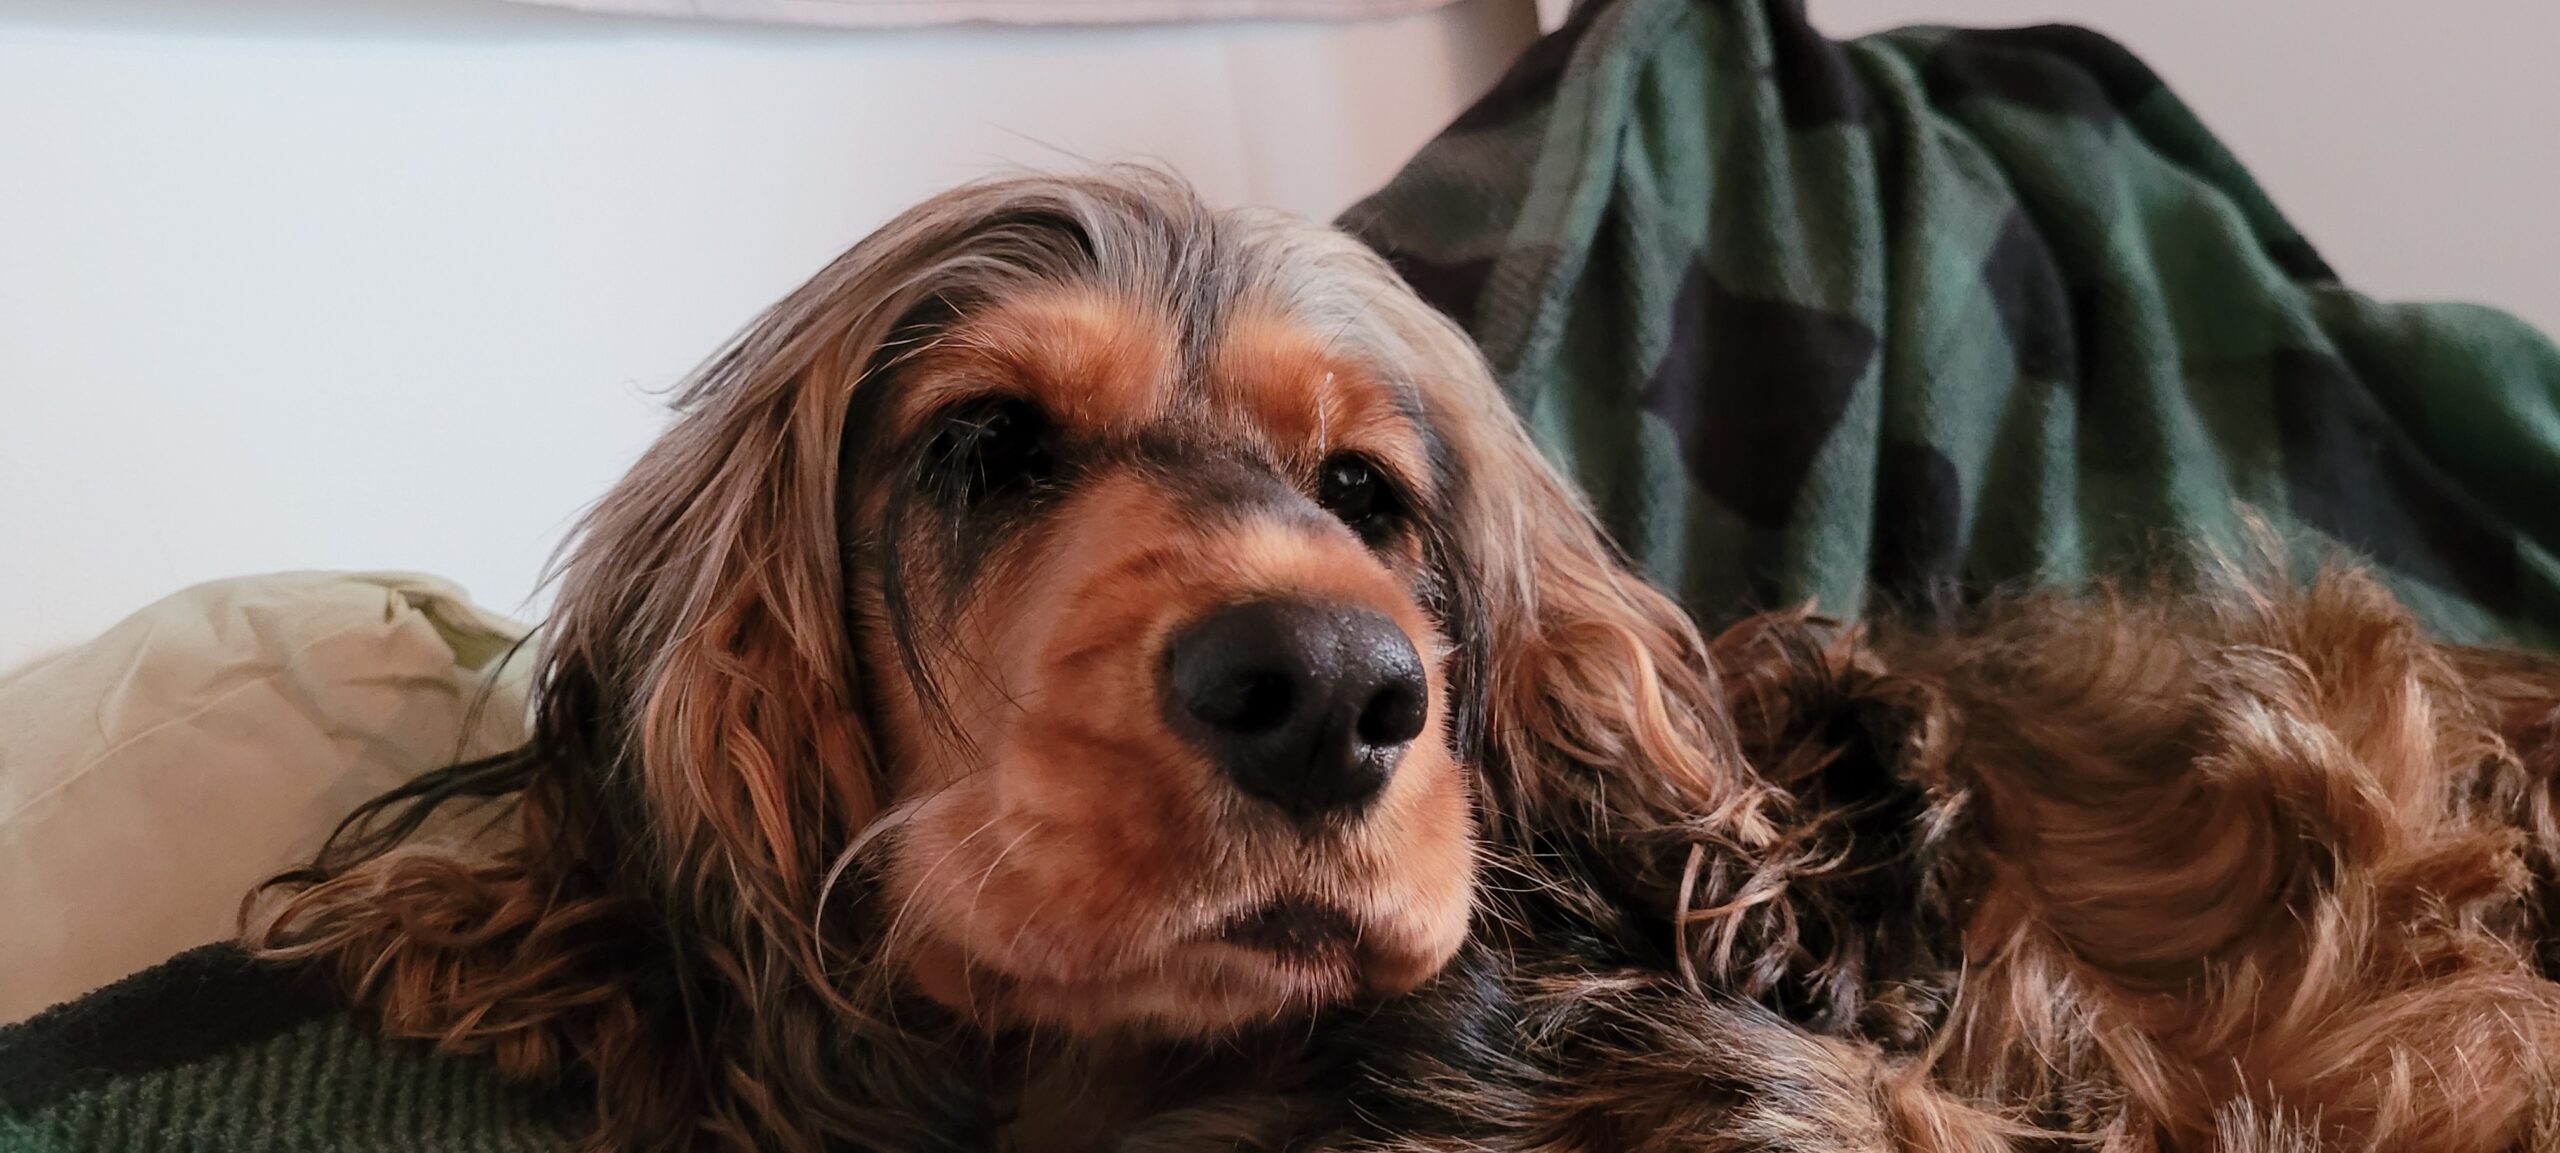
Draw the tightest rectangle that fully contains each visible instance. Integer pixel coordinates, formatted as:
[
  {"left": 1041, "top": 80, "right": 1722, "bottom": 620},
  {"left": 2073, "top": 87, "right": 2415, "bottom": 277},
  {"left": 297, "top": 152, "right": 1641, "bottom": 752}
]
[{"left": 252, "top": 170, "right": 2560, "bottom": 1153}]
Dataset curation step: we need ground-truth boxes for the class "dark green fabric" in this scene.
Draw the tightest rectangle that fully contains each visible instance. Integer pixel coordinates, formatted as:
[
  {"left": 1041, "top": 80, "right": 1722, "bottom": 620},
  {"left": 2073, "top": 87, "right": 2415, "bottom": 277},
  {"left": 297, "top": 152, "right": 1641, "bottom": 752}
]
[
  {"left": 0, "top": 947, "right": 568, "bottom": 1153},
  {"left": 0, "top": 1018, "right": 563, "bottom": 1153},
  {"left": 1345, "top": 0, "right": 2560, "bottom": 645}
]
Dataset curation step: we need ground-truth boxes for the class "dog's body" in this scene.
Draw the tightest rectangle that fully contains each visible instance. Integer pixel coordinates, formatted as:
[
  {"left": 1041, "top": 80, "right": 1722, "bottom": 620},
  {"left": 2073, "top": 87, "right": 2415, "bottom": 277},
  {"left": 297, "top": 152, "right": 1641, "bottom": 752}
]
[{"left": 247, "top": 172, "right": 2560, "bottom": 1152}]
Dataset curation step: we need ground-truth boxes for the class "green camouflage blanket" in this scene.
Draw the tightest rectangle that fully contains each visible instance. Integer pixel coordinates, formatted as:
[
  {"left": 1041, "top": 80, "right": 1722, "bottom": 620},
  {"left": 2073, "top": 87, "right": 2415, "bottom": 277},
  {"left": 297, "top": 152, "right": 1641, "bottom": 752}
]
[{"left": 1346, "top": 0, "right": 2560, "bottom": 645}]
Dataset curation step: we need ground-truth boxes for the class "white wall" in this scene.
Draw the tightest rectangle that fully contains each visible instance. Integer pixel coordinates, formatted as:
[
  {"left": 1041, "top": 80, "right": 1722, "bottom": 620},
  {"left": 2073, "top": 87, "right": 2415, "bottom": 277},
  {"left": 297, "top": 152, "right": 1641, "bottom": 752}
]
[
  {"left": 0, "top": 0, "right": 1537, "bottom": 662},
  {"left": 6, "top": 0, "right": 2557, "bottom": 664}
]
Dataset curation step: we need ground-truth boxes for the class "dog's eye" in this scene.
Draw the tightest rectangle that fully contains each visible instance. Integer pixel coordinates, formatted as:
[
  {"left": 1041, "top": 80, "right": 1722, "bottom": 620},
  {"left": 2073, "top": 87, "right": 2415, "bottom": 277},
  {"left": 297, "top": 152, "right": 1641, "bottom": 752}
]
[
  {"left": 1316, "top": 455, "right": 1405, "bottom": 542},
  {"left": 926, "top": 398, "right": 1054, "bottom": 504}
]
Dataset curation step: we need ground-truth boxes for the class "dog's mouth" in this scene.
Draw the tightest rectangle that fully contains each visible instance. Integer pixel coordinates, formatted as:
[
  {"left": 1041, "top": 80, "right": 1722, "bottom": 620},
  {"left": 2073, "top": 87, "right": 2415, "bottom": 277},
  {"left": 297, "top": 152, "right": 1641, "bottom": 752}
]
[
  {"left": 1215, "top": 898, "right": 1360, "bottom": 965},
  {"left": 904, "top": 895, "right": 1411, "bottom": 1035}
]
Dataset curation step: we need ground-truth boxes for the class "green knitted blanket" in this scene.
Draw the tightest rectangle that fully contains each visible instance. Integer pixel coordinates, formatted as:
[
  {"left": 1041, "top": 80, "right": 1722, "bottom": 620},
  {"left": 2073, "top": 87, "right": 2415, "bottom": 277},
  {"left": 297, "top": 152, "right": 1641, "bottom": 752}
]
[
  {"left": 13, "top": 1, "right": 2560, "bottom": 1148},
  {"left": 0, "top": 946, "right": 567, "bottom": 1152}
]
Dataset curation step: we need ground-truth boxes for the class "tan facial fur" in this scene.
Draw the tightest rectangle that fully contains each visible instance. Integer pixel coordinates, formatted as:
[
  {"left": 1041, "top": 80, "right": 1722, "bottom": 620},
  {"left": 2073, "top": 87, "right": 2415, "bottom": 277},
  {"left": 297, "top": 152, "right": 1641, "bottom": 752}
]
[{"left": 858, "top": 291, "right": 1477, "bottom": 1036}]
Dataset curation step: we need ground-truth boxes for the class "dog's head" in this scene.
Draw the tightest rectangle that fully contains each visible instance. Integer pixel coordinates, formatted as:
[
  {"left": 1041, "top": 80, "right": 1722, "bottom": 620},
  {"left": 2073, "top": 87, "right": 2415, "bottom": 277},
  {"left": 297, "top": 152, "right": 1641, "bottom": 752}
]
[
  {"left": 257, "top": 170, "right": 1751, "bottom": 1149},
  {"left": 828, "top": 185, "right": 1488, "bottom": 1034}
]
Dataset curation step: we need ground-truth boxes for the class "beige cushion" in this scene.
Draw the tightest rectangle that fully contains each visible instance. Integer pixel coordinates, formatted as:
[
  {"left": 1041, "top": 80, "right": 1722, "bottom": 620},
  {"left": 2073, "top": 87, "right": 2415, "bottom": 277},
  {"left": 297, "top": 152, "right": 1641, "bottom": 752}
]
[{"left": 0, "top": 572, "right": 533, "bottom": 1024}]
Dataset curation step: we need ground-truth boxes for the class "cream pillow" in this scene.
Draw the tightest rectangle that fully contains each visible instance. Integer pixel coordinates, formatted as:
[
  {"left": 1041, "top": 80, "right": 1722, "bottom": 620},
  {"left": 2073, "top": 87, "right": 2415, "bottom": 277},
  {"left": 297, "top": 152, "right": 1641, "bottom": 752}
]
[{"left": 0, "top": 572, "right": 534, "bottom": 1024}]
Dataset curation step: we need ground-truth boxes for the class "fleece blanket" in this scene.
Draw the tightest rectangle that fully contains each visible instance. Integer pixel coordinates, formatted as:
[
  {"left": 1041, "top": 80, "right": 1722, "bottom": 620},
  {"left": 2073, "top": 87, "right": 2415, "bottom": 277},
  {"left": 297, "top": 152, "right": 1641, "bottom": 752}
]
[
  {"left": 1345, "top": 0, "right": 2560, "bottom": 646},
  {"left": 11, "top": 2, "right": 2560, "bottom": 1148}
]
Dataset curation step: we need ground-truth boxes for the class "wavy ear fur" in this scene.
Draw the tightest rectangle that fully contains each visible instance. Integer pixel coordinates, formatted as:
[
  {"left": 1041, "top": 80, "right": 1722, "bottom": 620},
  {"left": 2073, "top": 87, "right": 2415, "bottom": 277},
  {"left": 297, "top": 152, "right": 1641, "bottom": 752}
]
[
  {"left": 1376, "top": 314, "right": 1758, "bottom": 852},
  {"left": 1367, "top": 294, "right": 2016, "bottom": 1133},
  {"left": 1468, "top": 444, "right": 1760, "bottom": 848},
  {"left": 249, "top": 173, "right": 1224, "bottom": 1153}
]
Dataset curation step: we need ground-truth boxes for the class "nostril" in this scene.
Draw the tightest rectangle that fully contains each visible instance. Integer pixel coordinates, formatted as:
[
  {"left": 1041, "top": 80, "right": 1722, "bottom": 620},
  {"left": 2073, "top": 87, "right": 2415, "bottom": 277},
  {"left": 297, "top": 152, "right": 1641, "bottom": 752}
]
[
  {"left": 1198, "top": 670, "right": 1296, "bottom": 735},
  {"left": 1355, "top": 681, "right": 1426, "bottom": 747}
]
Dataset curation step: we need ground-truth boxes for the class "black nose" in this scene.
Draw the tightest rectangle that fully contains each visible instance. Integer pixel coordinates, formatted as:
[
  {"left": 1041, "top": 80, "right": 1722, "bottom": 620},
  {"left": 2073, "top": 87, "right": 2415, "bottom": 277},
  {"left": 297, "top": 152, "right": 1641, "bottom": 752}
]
[{"left": 1163, "top": 598, "right": 1430, "bottom": 821}]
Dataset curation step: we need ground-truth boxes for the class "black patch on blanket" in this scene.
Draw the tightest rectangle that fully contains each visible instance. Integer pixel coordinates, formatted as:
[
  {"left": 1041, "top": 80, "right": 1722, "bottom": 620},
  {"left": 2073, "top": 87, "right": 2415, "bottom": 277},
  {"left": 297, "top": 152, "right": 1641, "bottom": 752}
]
[
  {"left": 1946, "top": 26, "right": 2163, "bottom": 114},
  {"left": 1642, "top": 262, "right": 1879, "bottom": 528},
  {"left": 1371, "top": 246, "right": 1499, "bottom": 331},
  {"left": 1872, "top": 440, "right": 1966, "bottom": 602},
  {"left": 0, "top": 943, "right": 342, "bottom": 1113},
  {"left": 2273, "top": 348, "right": 2520, "bottom": 616},
  {"left": 1924, "top": 28, "right": 2135, "bottom": 129},
  {"left": 2264, "top": 235, "right": 2340, "bottom": 284},
  {"left": 1980, "top": 209, "right": 2079, "bottom": 386},
  {"left": 1765, "top": 1, "right": 1869, "bottom": 129}
]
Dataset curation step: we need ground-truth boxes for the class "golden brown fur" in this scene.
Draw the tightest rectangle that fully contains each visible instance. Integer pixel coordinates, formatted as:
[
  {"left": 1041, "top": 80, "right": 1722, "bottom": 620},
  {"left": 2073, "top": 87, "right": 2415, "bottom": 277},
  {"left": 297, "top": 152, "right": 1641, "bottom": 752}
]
[
  {"left": 245, "top": 170, "right": 2560, "bottom": 1152},
  {"left": 1705, "top": 565, "right": 2560, "bottom": 1153}
]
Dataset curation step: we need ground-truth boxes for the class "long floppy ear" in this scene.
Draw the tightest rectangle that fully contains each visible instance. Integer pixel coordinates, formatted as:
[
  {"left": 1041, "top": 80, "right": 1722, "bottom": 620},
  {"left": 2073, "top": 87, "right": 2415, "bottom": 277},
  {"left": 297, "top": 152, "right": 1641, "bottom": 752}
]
[
  {"left": 1359, "top": 273, "right": 1978, "bottom": 1039},
  {"left": 541, "top": 267, "right": 894, "bottom": 948},
  {"left": 251, "top": 172, "right": 1194, "bottom": 1153},
  {"left": 1456, "top": 416, "right": 1759, "bottom": 850},
  {"left": 1342, "top": 265, "right": 1766, "bottom": 888}
]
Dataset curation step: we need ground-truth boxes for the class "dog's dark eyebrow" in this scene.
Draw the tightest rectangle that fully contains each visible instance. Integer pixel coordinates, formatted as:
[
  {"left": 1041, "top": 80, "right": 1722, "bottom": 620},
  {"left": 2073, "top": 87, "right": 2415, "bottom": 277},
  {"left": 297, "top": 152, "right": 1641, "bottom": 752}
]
[{"left": 1115, "top": 430, "right": 1311, "bottom": 530}]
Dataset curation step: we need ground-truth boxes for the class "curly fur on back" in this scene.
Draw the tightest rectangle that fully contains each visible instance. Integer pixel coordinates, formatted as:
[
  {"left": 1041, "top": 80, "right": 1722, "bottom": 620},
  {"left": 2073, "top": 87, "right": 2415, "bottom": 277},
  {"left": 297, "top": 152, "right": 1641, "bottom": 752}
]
[{"left": 1687, "top": 565, "right": 2560, "bottom": 1153}]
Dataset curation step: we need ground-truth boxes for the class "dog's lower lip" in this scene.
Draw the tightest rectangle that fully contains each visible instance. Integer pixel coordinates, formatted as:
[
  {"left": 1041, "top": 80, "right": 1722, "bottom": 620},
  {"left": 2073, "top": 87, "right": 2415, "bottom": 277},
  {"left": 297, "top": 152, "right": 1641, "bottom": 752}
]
[{"left": 1218, "top": 899, "right": 1359, "bottom": 959}]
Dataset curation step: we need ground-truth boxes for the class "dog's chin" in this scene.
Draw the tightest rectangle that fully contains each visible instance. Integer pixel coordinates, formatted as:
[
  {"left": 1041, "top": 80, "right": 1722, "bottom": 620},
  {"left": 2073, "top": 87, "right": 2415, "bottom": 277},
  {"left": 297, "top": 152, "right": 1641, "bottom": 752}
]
[{"left": 903, "top": 902, "right": 1459, "bottom": 1038}]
